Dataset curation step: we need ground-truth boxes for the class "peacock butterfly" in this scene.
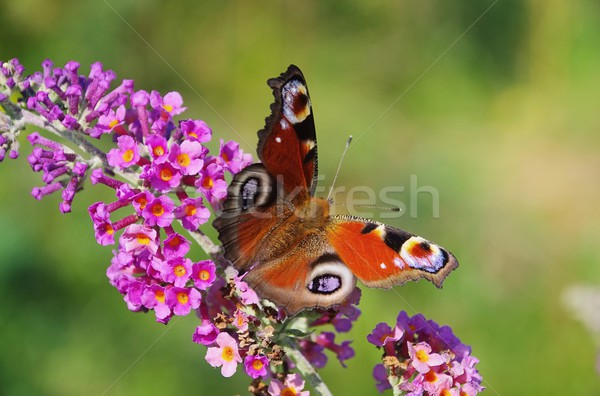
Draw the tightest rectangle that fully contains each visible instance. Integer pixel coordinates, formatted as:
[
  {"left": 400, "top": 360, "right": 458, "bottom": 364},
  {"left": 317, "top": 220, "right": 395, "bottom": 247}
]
[{"left": 213, "top": 65, "right": 458, "bottom": 315}]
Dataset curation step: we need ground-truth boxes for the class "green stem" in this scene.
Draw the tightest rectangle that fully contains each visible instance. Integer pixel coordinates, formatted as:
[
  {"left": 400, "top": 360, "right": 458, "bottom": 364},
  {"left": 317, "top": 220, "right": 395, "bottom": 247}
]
[{"left": 282, "top": 338, "right": 333, "bottom": 396}]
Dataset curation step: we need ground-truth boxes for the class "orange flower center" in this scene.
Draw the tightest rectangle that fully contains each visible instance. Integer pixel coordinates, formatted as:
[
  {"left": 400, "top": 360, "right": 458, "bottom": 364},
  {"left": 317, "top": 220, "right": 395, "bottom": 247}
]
[
  {"left": 122, "top": 149, "right": 134, "bottom": 163},
  {"left": 424, "top": 370, "right": 437, "bottom": 383},
  {"left": 155, "top": 290, "right": 165, "bottom": 303},
  {"left": 281, "top": 388, "right": 297, "bottom": 396},
  {"left": 221, "top": 152, "right": 230, "bottom": 163},
  {"left": 199, "top": 270, "right": 210, "bottom": 281},
  {"left": 202, "top": 176, "right": 213, "bottom": 189},
  {"left": 252, "top": 359, "right": 264, "bottom": 371},
  {"left": 416, "top": 349, "right": 429, "bottom": 362},
  {"left": 168, "top": 236, "right": 181, "bottom": 247},
  {"left": 176, "top": 292, "right": 188, "bottom": 304},
  {"left": 160, "top": 168, "right": 173, "bottom": 181},
  {"left": 174, "top": 264, "right": 186, "bottom": 277},
  {"left": 222, "top": 346, "right": 234, "bottom": 362},
  {"left": 184, "top": 204, "right": 196, "bottom": 216},
  {"left": 102, "top": 224, "right": 114, "bottom": 235},
  {"left": 135, "top": 196, "right": 147, "bottom": 209},
  {"left": 177, "top": 153, "right": 190, "bottom": 167},
  {"left": 136, "top": 233, "right": 150, "bottom": 245},
  {"left": 109, "top": 119, "right": 119, "bottom": 129},
  {"left": 162, "top": 104, "right": 173, "bottom": 112},
  {"left": 153, "top": 146, "right": 165, "bottom": 157},
  {"left": 151, "top": 203, "right": 164, "bottom": 217}
]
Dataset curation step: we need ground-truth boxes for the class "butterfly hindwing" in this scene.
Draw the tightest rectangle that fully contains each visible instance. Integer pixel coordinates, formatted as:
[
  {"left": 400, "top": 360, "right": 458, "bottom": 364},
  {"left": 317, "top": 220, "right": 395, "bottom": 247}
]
[
  {"left": 257, "top": 65, "right": 318, "bottom": 196},
  {"left": 327, "top": 216, "right": 458, "bottom": 289}
]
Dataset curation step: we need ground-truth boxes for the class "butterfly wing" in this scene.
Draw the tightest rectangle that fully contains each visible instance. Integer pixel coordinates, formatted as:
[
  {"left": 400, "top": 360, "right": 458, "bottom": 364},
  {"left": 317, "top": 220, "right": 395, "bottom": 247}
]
[
  {"left": 257, "top": 64, "right": 318, "bottom": 196},
  {"left": 243, "top": 231, "right": 358, "bottom": 315},
  {"left": 326, "top": 215, "right": 458, "bottom": 288}
]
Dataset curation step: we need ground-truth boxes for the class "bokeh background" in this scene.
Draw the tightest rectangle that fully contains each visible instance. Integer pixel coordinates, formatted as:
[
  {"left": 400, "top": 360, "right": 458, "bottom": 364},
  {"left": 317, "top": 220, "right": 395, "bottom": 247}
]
[{"left": 1, "top": 1, "right": 599, "bottom": 395}]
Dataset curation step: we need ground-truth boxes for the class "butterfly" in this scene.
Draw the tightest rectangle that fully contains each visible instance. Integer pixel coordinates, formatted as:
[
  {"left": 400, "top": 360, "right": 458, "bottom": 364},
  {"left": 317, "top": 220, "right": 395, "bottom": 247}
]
[{"left": 213, "top": 65, "right": 458, "bottom": 315}]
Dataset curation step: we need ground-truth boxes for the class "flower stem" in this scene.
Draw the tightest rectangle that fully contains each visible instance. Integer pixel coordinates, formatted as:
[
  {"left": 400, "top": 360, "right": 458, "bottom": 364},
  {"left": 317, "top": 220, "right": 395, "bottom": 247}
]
[{"left": 282, "top": 338, "right": 333, "bottom": 396}]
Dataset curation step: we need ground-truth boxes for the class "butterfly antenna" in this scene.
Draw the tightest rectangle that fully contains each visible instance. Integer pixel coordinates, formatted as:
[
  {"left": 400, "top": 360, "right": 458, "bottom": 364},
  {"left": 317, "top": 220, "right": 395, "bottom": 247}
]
[
  {"left": 334, "top": 203, "right": 402, "bottom": 212},
  {"left": 327, "top": 135, "right": 353, "bottom": 202}
]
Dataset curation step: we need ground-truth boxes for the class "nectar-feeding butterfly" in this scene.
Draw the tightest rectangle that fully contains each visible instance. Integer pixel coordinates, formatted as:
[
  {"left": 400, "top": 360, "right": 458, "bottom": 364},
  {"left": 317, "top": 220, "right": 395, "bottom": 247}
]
[{"left": 214, "top": 65, "right": 458, "bottom": 315}]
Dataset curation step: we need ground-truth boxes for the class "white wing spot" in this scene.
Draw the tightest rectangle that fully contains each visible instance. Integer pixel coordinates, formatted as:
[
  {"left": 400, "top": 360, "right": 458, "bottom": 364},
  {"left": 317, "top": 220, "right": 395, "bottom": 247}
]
[
  {"left": 393, "top": 257, "right": 405, "bottom": 269},
  {"left": 275, "top": 136, "right": 282, "bottom": 143},
  {"left": 380, "top": 263, "right": 387, "bottom": 269}
]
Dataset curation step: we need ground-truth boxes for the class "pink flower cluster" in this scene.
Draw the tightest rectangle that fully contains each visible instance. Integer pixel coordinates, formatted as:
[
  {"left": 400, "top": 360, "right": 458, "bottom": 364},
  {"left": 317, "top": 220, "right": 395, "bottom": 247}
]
[{"left": 368, "top": 311, "right": 483, "bottom": 395}]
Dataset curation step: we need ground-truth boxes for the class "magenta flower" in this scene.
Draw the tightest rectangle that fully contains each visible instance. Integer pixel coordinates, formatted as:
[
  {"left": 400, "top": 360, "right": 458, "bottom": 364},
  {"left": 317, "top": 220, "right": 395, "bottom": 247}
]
[
  {"left": 315, "top": 331, "right": 354, "bottom": 368},
  {"left": 191, "top": 260, "right": 216, "bottom": 290},
  {"left": 408, "top": 342, "right": 448, "bottom": 374},
  {"left": 268, "top": 373, "right": 310, "bottom": 396},
  {"left": 168, "top": 140, "right": 205, "bottom": 175},
  {"left": 228, "top": 268, "right": 260, "bottom": 305},
  {"left": 143, "top": 161, "right": 182, "bottom": 192},
  {"left": 141, "top": 284, "right": 171, "bottom": 323},
  {"left": 233, "top": 308, "right": 249, "bottom": 333},
  {"left": 179, "top": 119, "right": 211, "bottom": 143},
  {"left": 369, "top": 312, "right": 484, "bottom": 394},
  {"left": 372, "top": 364, "right": 392, "bottom": 393},
  {"left": 163, "top": 232, "right": 190, "bottom": 259},
  {"left": 119, "top": 224, "right": 158, "bottom": 255},
  {"left": 192, "top": 320, "right": 220, "bottom": 346},
  {"left": 166, "top": 287, "right": 201, "bottom": 316},
  {"left": 107, "top": 135, "right": 140, "bottom": 168},
  {"left": 195, "top": 161, "right": 228, "bottom": 204},
  {"left": 367, "top": 322, "right": 404, "bottom": 347},
  {"left": 158, "top": 257, "right": 193, "bottom": 288},
  {"left": 244, "top": 355, "right": 269, "bottom": 379},
  {"left": 141, "top": 195, "right": 175, "bottom": 227},
  {"left": 150, "top": 90, "right": 186, "bottom": 119},
  {"left": 205, "top": 332, "right": 242, "bottom": 378},
  {"left": 299, "top": 339, "right": 328, "bottom": 369},
  {"left": 146, "top": 134, "right": 169, "bottom": 162},
  {"left": 174, "top": 197, "right": 210, "bottom": 231},
  {"left": 218, "top": 139, "right": 253, "bottom": 174}
]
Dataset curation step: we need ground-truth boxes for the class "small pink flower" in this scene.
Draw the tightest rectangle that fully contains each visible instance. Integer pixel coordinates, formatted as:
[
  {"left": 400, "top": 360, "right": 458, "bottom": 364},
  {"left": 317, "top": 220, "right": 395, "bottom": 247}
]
[
  {"left": 107, "top": 135, "right": 140, "bottom": 168},
  {"left": 141, "top": 284, "right": 171, "bottom": 322},
  {"left": 218, "top": 139, "right": 252, "bottom": 174},
  {"left": 142, "top": 195, "right": 175, "bottom": 227},
  {"left": 244, "top": 355, "right": 269, "bottom": 379},
  {"left": 166, "top": 287, "right": 201, "bottom": 316},
  {"left": 162, "top": 232, "right": 190, "bottom": 258},
  {"left": 158, "top": 257, "right": 192, "bottom": 287},
  {"left": 174, "top": 197, "right": 210, "bottom": 231},
  {"left": 168, "top": 140, "right": 205, "bottom": 175},
  {"left": 193, "top": 320, "right": 220, "bottom": 346},
  {"left": 146, "top": 134, "right": 169, "bottom": 163},
  {"left": 233, "top": 308, "right": 249, "bottom": 332},
  {"left": 195, "top": 160, "right": 228, "bottom": 204},
  {"left": 180, "top": 119, "right": 211, "bottom": 142},
  {"left": 268, "top": 373, "right": 309, "bottom": 396},
  {"left": 408, "top": 342, "right": 446, "bottom": 374},
  {"left": 205, "top": 332, "right": 242, "bottom": 377},
  {"left": 119, "top": 224, "right": 158, "bottom": 255},
  {"left": 367, "top": 322, "right": 404, "bottom": 347},
  {"left": 191, "top": 260, "right": 216, "bottom": 290}
]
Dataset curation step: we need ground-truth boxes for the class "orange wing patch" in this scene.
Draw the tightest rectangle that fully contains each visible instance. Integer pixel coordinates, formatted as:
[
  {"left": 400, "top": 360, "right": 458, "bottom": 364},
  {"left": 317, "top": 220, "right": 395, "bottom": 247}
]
[{"left": 327, "top": 218, "right": 458, "bottom": 289}]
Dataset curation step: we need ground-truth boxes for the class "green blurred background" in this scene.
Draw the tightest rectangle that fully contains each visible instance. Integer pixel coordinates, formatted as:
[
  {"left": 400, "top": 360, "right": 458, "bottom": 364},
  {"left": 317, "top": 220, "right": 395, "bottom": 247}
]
[{"left": 1, "top": 1, "right": 599, "bottom": 394}]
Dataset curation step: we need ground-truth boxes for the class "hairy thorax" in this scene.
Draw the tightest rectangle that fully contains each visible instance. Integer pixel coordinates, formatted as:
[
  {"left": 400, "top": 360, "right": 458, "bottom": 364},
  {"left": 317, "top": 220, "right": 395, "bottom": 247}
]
[{"left": 256, "top": 196, "right": 331, "bottom": 263}]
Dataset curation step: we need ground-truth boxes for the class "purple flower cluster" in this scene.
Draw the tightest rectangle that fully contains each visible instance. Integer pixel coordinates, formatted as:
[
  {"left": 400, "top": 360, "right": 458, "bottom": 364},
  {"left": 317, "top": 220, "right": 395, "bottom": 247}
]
[
  {"left": 297, "top": 288, "right": 362, "bottom": 369},
  {"left": 368, "top": 311, "right": 483, "bottom": 395},
  {"left": 0, "top": 59, "right": 26, "bottom": 160}
]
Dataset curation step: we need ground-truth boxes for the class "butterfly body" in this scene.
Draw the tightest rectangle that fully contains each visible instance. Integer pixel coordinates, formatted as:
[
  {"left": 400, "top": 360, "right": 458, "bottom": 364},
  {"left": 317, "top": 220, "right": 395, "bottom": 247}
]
[{"left": 214, "top": 65, "right": 458, "bottom": 315}]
